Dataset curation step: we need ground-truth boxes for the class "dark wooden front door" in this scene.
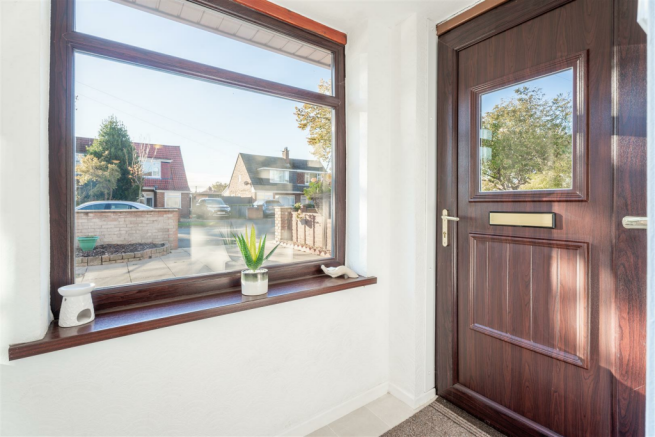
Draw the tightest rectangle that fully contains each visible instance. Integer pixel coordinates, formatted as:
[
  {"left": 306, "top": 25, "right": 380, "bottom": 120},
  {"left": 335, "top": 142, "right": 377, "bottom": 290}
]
[{"left": 436, "top": 0, "right": 647, "bottom": 436}]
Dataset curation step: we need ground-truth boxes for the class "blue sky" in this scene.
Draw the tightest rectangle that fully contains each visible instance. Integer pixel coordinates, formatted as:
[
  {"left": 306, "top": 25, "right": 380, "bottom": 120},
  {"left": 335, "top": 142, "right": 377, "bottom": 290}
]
[
  {"left": 480, "top": 68, "right": 573, "bottom": 117},
  {"left": 74, "top": 0, "right": 332, "bottom": 190}
]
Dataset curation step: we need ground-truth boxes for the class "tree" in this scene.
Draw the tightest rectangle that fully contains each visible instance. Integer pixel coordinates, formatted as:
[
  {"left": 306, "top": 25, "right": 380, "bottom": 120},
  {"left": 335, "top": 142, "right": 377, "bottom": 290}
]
[
  {"left": 294, "top": 79, "right": 333, "bottom": 170},
  {"left": 303, "top": 175, "right": 331, "bottom": 201},
  {"left": 303, "top": 174, "right": 332, "bottom": 217},
  {"left": 210, "top": 181, "right": 228, "bottom": 194},
  {"left": 86, "top": 115, "right": 138, "bottom": 200},
  {"left": 480, "top": 86, "right": 572, "bottom": 192},
  {"left": 127, "top": 143, "right": 159, "bottom": 203},
  {"left": 76, "top": 155, "right": 120, "bottom": 201}
]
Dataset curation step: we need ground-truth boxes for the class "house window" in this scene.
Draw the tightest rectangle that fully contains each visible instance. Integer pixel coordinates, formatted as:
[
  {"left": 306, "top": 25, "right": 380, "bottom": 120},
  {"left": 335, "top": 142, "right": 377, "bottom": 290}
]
[
  {"left": 275, "top": 195, "right": 296, "bottom": 206},
  {"left": 270, "top": 170, "right": 289, "bottom": 183},
  {"left": 142, "top": 160, "right": 161, "bottom": 178},
  {"left": 51, "top": 0, "right": 346, "bottom": 315},
  {"left": 258, "top": 193, "right": 274, "bottom": 200},
  {"left": 165, "top": 192, "right": 182, "bottom": 209},
  {"left": 302, "top": 172, "right": 319, "bottom": 185}
]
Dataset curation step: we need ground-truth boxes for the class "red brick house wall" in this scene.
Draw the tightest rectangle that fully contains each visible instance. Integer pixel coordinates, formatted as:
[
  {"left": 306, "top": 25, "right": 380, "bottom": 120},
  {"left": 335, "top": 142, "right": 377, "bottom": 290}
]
[
  {"left": 161, "top": 162, "right": 172, "bottom": 179},
  {"left": 181, "top": 193, "right": 191, "bottom": 218},
  {"left": 226, "top": 155, "right": 253, "bottom": 198},
  {"left": 155, "top": 191, "right": 165, "bottom": 208}
]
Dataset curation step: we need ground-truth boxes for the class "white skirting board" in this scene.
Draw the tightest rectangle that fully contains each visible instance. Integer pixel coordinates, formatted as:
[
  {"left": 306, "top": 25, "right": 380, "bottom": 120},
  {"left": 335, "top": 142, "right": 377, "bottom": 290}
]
[
  {"left": 279, "top": 382, "right": 389, "bottom": 437},
  {"left": 389, "top": 384, "right": 437, "bottom": 409}
]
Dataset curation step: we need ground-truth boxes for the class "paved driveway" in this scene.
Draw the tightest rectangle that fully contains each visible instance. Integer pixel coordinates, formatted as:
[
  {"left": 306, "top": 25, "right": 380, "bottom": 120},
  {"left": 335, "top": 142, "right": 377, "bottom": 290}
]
[
  {"left": 177, "top": 218, "right": 274, "bottom": 249},
  {"left": 75, "top": 217, "right": 326, "bottom": 288},
  {"left": 76, "top": 242, "right": 324, "bottom": 288}
]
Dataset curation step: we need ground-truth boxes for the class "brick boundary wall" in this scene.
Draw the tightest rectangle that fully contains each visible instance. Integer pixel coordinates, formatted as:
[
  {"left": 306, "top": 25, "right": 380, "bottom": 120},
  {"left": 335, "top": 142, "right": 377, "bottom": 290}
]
[
  {"left": 76, "top": 209, "right": 179, "bottom": 249},
  {"left": 275, "top": 207, "right": 294, "bottom": 242},
  {"left": 275, "top": 207, "right": 331, "bottom": 255}
]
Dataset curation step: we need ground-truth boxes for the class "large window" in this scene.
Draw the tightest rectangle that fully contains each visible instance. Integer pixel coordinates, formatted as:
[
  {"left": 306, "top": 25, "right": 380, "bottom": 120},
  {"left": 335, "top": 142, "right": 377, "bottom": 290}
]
[{"left": 50, "top": 0, "right": 345, "bottom": 314}]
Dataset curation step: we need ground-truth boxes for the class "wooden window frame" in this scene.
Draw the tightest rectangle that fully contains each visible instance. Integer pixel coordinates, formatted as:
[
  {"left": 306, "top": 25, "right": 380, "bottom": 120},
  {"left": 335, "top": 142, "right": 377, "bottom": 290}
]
[{"left": 49, "top": 0, "right": 347, "bottom": 318}]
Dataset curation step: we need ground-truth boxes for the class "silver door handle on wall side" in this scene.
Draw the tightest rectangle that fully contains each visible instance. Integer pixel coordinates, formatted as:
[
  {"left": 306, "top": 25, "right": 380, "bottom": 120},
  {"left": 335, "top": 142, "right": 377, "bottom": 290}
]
[{"left": 622, "top": 216, "right": 647, "bottom": 229}]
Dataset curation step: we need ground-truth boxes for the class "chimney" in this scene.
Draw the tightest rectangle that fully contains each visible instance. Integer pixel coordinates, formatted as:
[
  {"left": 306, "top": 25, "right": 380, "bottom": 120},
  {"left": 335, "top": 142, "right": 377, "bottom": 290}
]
[{"left": 282, "top": 147, "right": 290, "bottom": 164}]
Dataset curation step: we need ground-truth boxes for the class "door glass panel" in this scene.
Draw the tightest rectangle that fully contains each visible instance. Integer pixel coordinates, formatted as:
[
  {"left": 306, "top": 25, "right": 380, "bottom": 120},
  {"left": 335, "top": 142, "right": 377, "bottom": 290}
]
[{"left": 479, "top": 68, "right": 573, "bottom": 192}]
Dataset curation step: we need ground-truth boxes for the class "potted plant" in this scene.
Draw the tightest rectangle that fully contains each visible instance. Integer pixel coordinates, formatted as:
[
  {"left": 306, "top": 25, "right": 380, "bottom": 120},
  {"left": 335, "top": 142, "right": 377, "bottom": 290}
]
[
  {"left": 77, "top": 236, "right": 99, "bottom": 252},
  {"left": 233, "top": 225, "right": 280, "bottom": 296}
]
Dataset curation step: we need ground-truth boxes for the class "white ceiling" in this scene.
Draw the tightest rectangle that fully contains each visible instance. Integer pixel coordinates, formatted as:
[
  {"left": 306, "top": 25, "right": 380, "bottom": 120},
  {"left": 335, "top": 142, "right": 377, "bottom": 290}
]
[{"left": 270, "top": 0, "right": 481, "bottom": 34}]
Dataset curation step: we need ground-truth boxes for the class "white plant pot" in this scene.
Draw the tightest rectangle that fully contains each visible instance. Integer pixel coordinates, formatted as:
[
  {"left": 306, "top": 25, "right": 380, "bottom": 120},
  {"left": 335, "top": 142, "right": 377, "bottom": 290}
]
[
  {"left": 58, "top": 283, "right": 96, "bottom": 328},
  {"left": 241, "top": 269, "right": 268, "bottom": 296}
]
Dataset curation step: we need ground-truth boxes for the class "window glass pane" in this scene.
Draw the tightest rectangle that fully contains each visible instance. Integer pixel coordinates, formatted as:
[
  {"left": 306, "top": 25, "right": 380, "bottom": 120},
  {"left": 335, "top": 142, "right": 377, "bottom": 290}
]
[
  {"left": 142, "top": 160, "right": 161, "bottom": 177},
  {"left": 165, "top": 193, "right": 182, "bottom": 209},
  {"left": 75, "top": 0, "right": 333, "bottom": 94},
  {"left": 79, "top": 203, "right": 104, "bottom": 210},
  {"left": 74, "top": 53, "right": 334, "bottom": 288},
  {"left": 270, "top": 170, "right": 289, "bottom": 183},
  {"left": 479, "top": 68, "right": 573, "bottom": 192}
]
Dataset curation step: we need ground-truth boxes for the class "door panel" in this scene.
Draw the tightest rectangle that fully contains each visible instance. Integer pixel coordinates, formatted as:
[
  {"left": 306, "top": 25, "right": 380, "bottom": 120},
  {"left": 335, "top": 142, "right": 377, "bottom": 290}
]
[
  {"left": 435, "top": 0, "right": 625, "bottom": 435},
  {"left": 469, "top": 235, "right": 589, "bottom": 368},
  {"left": 455, "top": 0, "right": 612, "bottom": 433}
]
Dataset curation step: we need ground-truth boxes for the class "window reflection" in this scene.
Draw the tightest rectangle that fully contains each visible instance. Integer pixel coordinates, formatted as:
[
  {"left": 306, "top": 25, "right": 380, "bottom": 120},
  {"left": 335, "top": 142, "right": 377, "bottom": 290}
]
[{"left": 479, "top": 69, "right": 574, "bottom": 192}]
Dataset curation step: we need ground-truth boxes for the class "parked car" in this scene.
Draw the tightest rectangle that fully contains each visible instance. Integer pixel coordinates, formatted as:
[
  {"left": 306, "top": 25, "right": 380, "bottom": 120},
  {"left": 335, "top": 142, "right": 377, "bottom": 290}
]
[
  {"left": 195, "top": 198, "right": 231, "bottom": 218},
  {"left": 76, "top": 201, "right": 153, "bottom": 211},
  {"left": 253, "top": 199, "right": 282, "bottom": 217}
]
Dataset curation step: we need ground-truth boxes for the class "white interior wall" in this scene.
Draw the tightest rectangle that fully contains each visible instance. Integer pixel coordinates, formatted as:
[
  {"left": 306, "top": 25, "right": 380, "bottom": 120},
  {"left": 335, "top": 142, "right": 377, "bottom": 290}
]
[
  {"left": 0, "top": 0, "right": 444, "bottom": 435},
  {"left": 0, "top": 0, "right": 52, "bottom": 357},
  {"left": 387, "top": 13, "right": 438, "bottom": 407}
]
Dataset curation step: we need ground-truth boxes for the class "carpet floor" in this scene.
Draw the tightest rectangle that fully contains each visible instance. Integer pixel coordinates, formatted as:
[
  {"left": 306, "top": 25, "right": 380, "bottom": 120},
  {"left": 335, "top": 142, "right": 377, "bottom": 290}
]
[{"left": 382, "top": 398, "right": 505, "bottom": 437}]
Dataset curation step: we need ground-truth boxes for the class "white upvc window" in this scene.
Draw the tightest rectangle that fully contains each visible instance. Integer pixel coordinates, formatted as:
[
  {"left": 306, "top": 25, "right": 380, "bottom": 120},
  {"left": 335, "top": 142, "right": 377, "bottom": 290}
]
[
  {"left": 142, "top": 160, "right": 161, "bottom": 178},
  {"left": 303, "top": 172, "right": 318, "bottom": 185},
  {"left": 165, "top": 192, "right": 182, "bottom": 208},
  {"left": 270, "top": 170, "right": 289, "bottom": 183}
]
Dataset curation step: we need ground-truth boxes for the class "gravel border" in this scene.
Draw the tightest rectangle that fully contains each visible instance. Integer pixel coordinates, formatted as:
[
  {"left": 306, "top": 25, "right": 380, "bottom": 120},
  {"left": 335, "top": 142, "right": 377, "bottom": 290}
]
[{"left": 75, "top": 243, "right": 170, "bottom": 266}]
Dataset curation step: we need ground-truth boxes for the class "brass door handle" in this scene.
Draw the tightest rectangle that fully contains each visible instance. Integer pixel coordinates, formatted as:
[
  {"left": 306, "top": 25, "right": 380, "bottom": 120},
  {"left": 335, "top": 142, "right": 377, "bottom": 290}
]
[
  {"left": 622, "top": 216, "right": 647, "bottom": 229},
  {"left": 441, "top": 209, "right": 460, "bottom": 247}
]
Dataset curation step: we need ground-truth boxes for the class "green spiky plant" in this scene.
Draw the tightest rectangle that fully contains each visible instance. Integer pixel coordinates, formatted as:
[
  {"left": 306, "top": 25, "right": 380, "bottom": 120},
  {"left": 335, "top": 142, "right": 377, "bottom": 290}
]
[{"left": 233, "top": 225, "right": 280, "bottom": 271}]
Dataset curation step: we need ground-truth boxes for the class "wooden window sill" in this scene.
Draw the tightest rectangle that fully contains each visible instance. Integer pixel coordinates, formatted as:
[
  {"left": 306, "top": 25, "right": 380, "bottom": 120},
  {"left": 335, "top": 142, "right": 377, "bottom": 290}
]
[{"left": 8, "top": 275, "right": 377, "bottom": 361}]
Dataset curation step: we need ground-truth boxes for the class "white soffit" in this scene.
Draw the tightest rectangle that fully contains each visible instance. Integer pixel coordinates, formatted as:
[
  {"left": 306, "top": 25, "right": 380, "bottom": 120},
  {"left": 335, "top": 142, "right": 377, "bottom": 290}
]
[{"left": 111, "top": 0, "right": 332, "bottom": 70}]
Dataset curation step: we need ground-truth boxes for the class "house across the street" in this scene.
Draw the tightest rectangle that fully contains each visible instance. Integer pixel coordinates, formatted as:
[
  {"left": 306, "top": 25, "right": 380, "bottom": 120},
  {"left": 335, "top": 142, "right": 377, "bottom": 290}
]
[
  {"left": 76, "top": 137, "right": 192, "bottom": 218},
  {"left": 225, "top": 147, "right": 326, "bottom": 206}
]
